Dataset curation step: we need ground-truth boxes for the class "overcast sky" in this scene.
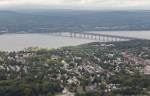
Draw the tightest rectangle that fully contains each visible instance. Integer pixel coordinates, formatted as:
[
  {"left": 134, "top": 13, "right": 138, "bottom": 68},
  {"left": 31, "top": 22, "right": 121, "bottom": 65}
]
[{"left": 0, "top": 0, "right": 150, "bottom": 10}]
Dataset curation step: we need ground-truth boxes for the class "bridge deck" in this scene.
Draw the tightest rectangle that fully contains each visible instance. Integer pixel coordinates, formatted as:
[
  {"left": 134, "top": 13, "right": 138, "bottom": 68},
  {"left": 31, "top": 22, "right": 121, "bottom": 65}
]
[{"left": 49, "top": 32, "right": 147, "bottom": 42}]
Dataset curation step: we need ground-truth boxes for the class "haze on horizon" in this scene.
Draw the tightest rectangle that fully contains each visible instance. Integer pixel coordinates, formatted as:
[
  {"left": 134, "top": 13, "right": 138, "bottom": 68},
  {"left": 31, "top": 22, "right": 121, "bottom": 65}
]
[{"left": 0, "top": 0, "right": 150, "bottom": 11}]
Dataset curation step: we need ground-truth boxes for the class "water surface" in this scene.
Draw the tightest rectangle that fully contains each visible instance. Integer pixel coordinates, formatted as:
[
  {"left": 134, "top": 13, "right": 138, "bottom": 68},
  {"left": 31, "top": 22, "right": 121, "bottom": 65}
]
[
  {"left": 0, "top": 31, "right": 150, "bottom": 51},
  {"left": 0, "top": 33, "right": 94, "bottom": 51}
]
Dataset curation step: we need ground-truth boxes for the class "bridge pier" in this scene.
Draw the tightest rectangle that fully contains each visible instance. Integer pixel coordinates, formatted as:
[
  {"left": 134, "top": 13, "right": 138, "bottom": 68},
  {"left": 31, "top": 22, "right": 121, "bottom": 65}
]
[
  {"left": 98, "top": 35, "right": 101, "bottom": 41},
  {"left": 95, "top": 35, "right": 97, "bottom": 40},
  {"left": 115, "top": 37, "right": 118, "bottom": 41},
  {"left": 50, "top": 32, "right": 136, "bottom": 42},
  {"left": 102, "top": 36, "right": 105, "bottom": 42}
]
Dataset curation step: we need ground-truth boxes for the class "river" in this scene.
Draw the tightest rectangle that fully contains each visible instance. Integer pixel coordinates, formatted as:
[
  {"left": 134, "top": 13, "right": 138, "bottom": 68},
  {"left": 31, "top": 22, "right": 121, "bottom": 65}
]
[{"left": 0, "top": 31, "right": 150, "bottom": 51}]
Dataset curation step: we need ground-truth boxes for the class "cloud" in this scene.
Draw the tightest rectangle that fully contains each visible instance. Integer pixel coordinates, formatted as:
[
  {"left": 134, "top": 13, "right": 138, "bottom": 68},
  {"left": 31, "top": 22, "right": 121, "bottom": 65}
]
[{"left": 0, "top": 0, "right": 150, "bottom": 10}]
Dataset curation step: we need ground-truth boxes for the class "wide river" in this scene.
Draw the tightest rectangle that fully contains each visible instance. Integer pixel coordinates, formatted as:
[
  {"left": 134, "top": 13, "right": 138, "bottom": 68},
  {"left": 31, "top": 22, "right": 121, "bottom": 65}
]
[{"left": 0, "top": 31, "right": 150, "bottom": 51}]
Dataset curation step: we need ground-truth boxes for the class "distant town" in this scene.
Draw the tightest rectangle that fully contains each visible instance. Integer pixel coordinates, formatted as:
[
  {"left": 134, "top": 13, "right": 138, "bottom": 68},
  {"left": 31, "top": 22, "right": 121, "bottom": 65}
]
[{"left": 1, "top": 10, "right": 150, "bottom": 34}]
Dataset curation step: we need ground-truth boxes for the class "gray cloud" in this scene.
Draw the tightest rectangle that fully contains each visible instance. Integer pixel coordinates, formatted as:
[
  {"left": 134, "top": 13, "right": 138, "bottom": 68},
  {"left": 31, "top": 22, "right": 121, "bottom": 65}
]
[{"left": 0, "top": 0, "right": 150, "bottom": 10}]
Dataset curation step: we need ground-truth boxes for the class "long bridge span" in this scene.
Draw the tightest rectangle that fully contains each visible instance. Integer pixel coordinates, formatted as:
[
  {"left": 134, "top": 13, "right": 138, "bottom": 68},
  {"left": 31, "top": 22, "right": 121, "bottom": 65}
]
[{"left": 49, "top": 32, "right": 145, "bottom": 42}]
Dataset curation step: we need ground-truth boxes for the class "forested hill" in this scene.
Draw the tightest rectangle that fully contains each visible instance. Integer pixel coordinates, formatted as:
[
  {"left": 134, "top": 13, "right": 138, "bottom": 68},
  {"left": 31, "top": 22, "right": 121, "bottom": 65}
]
[{"left": 0, "top": 10, "right": 150, "bottom": 33}]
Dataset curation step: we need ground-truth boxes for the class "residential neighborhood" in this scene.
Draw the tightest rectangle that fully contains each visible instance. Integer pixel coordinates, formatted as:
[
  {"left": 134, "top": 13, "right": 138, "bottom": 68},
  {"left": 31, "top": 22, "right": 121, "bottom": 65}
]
[{"left": 0, "top": 40, "right": 150, "bottom": 96}]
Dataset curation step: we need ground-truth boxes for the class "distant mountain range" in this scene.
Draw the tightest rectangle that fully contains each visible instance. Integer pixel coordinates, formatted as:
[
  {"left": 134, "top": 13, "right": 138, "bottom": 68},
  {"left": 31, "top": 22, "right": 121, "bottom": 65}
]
[{"left": 0, "top": 10, "right": 150, "bottom": 33}]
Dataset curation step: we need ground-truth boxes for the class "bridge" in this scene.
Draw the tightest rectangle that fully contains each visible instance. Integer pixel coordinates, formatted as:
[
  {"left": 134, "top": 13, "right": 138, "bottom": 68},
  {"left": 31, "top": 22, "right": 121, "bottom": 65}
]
[{"left": 49, "top": 32, "right": 144, "bottom": 42}]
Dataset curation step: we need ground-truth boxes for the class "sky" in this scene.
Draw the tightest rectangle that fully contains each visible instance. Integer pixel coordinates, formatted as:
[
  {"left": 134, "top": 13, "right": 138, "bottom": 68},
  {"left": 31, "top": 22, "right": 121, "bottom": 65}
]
[{"left": 0, "top": 0, "right": 150, "bottom": 10}]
